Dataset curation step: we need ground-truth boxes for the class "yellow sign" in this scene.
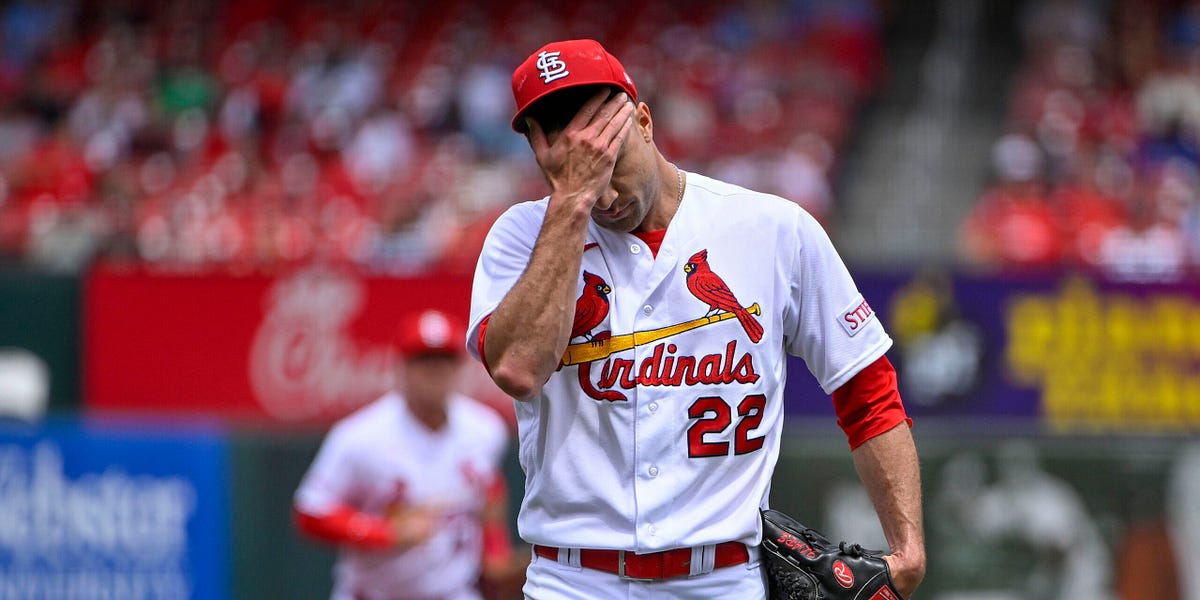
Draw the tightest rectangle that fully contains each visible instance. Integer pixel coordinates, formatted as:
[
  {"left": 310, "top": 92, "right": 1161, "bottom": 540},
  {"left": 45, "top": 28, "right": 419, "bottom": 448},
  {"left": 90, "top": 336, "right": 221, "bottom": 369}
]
[{"left": 1006, "top": 278, "right": 1200, "bottom": 432}]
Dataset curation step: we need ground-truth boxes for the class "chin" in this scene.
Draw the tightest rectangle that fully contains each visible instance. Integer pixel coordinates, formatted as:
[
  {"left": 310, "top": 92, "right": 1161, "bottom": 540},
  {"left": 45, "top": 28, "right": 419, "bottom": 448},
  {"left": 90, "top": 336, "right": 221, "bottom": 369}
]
[
  {"left": 594, "top": 215, "right": 639, "bottom": 233},
  {"left": 594, "top": 205, "right": 648, "bottom": 232}
]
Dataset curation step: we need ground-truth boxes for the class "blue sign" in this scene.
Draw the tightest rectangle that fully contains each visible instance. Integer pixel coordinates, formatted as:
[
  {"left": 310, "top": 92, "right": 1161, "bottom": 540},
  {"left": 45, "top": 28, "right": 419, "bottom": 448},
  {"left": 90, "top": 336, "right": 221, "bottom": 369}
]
[{"left": 0, "top": 417, "right": 228, "bottom": 600}]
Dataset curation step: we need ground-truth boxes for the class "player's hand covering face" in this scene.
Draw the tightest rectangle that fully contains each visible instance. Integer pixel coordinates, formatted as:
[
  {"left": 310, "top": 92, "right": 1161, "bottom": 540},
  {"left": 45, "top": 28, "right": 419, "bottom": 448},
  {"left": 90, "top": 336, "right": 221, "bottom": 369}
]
[{"left": 526, "top": 90, "right": 635, "bottom": 221}]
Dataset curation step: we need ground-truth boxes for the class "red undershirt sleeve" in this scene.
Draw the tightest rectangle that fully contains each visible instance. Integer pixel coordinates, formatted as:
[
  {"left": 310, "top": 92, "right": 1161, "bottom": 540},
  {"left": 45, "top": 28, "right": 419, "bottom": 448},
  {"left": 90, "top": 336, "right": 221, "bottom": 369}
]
[
  {"left": 477, "top": 314, "right": 492, "bottom": 375},
  {"left": 293, "top": 504, "right": 395, "bottom": 550},
  {"left": 830, "top": 355, "right": 912, "bottom": 450}
]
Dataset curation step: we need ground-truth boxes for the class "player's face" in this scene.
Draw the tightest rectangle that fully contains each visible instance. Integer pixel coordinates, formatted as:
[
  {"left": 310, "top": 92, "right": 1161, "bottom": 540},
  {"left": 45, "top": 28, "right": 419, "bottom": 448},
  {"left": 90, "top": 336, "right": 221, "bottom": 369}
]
[
  {"left": 401, "top": 354, "right": 461, "bottom": 410},
  {"left": 591, "top": 106, "right": 658, "bottom": 232}
]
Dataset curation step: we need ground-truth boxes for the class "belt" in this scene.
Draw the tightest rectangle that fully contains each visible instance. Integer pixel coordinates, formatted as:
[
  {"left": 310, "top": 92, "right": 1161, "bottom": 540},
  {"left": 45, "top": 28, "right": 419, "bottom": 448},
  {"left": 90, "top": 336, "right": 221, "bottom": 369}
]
[{"left": 533, "top": 542, "right": 750, "bottom": 580}]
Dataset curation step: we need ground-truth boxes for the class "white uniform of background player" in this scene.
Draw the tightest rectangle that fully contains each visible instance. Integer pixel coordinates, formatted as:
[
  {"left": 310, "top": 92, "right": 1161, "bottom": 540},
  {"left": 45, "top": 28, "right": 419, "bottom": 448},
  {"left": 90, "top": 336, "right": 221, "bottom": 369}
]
[
  {"left": 467, "top": 40, "right": 923, "bottom": 600},
  {"left": 295, "top": 309, "right": 511, "bottom": 600}
]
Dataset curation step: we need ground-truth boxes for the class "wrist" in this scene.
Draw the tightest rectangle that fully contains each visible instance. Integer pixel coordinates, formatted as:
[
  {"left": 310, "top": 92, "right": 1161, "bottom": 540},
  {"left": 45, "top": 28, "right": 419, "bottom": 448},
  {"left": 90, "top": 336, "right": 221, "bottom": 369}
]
[
  {"left": 885, "top": 546, "right": 926, "bottom": 596},
  {"left": 548, "top": 191, "right": 597, "bottom": 222},
  {"left": 891, "top": 543, "right": 925, "bottom": 568}
]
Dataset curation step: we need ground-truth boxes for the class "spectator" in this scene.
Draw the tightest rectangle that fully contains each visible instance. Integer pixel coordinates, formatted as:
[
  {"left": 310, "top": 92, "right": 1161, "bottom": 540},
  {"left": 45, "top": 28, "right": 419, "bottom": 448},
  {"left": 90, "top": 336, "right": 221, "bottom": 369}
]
[
  {"left": 961, "top": 134, "right": 1063, "bottom": 269},
  {"left": 1096, "top": 195, "right": 1187, "bottom": 283},
  {"left": 1052, "top": 149, "right": 1130, "bottom": 268}
]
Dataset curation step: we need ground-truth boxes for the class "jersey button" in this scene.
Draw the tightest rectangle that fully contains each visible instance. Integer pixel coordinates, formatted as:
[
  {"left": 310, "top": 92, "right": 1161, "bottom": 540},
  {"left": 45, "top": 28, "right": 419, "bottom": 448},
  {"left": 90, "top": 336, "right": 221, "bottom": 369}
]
[
  {"left": 648, "top": 402, "right": 658, "bottom": 412},
  {"left": 642, "top": 305, "right": 652, "bottom": 316},
  {"left": 648, "top": 525, "right": 657, "bottom": 536},
  {"left": 630, "top": 244, "right": 641, "bottom": 255},
  {"left": 648, "top": 466, "right": 659, "bottom": 477}
]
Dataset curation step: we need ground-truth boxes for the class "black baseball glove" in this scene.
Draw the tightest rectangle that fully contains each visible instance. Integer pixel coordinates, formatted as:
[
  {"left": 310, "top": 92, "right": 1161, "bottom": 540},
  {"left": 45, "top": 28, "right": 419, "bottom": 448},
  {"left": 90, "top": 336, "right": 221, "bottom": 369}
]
[{"left": 760, "top": 509, "right": 904, "bottom": 600}]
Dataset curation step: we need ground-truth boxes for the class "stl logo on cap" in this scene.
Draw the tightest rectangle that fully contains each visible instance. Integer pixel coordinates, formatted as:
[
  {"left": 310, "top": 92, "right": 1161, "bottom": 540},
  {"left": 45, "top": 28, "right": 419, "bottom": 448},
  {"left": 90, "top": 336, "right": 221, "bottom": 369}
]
[
  {"left": 536, "top": 50, "right": 570, "bottom": 84},
  {"left": 417, "top": 311, "right": 453, "bottom": 348},
  {"left": 396, "top": 308, "right": 464, "bottom": 357}
]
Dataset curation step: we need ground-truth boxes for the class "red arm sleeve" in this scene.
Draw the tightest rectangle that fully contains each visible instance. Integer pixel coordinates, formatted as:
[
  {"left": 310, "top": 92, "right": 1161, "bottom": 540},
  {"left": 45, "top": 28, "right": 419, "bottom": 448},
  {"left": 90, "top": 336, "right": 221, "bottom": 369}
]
[
  {"left": 477, "top": 314, "right": 492, "bottom": 375},
  {"left": 293, "top": 504, "right": 395, "bottom": 550},
  {"left": 830, "top": 355, "right": 912, "bottom": 450}
]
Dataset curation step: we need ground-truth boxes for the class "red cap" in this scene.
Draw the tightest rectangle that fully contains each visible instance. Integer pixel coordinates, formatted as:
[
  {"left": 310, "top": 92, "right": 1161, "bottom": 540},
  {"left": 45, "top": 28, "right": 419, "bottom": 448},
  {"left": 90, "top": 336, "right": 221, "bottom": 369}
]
[
  {"left": 394, "top": 309, "right": 465, "bottom": 358},
  {"left": 511, "top": 39, "right": 637, "bottom": 132}
]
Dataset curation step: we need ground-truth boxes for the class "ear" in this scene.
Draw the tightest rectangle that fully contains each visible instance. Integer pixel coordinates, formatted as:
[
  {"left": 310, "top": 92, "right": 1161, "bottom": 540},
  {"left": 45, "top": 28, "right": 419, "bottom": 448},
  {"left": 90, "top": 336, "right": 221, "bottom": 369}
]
[{"left": 636, "top": 102, "right": 653, "bottom": 143}]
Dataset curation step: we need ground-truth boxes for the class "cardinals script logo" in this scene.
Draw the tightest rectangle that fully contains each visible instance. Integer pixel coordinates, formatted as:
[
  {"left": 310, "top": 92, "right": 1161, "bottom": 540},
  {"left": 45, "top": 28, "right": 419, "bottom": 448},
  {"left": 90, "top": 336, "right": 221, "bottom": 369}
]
[{"left": 565, "top": 250, "right": 764, "bottom": 402}]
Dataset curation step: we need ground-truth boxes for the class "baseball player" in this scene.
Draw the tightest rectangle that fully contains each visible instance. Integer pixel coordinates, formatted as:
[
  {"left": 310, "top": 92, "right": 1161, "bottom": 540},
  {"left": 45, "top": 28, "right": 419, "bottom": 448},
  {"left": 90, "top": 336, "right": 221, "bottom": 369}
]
[
  {"left": 294, "top": 309, "right": 516, "bottom": 600},
  {"left": 467, "top": 39, "right": 926, "bottom": 599}
]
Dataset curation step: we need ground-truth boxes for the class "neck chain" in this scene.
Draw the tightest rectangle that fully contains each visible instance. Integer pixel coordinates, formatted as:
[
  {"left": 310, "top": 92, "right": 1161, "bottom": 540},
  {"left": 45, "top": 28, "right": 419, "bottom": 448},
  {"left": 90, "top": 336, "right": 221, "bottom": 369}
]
[{"left": 674, "top": 165, "right": 685, "bottom": 205}]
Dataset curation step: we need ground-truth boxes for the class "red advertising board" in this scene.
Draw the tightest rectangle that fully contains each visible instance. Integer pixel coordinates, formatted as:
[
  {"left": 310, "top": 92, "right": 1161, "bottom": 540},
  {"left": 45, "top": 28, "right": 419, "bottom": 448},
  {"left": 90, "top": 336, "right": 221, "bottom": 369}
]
[{"left": 83, "top": 264, "right": 490, "bottom": 423}]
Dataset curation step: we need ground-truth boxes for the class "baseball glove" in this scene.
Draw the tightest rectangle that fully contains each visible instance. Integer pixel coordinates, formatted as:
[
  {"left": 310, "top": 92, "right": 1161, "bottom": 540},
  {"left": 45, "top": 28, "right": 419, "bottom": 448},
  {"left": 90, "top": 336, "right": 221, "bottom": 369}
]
[{"left": 760, "top": 509, "right": 904, "bottom": 600}]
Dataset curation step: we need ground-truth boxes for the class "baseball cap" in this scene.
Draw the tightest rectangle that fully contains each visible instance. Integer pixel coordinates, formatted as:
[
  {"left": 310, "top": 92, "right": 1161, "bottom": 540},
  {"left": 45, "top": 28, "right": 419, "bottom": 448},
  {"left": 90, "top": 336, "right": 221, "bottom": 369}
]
[
  {"left": 511, "top": 39, "right": 638, "bottom": 133},
  {"left": 394, "top": 309, "right": 465, "bottom": 358}
]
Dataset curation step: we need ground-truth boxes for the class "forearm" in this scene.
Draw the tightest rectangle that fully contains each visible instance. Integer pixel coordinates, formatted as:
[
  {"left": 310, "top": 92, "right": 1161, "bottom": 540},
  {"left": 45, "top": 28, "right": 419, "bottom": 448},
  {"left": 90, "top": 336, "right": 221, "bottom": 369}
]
[
  {"left": 851, "top": 422, "right": 926, "bottom": 591},
  {"left": 485, "top": 92, "right": 633, "bottom": 398},
  {"left": 481, "top": 476, "right": 514, "bottom": 568},
  {"left": 484, "top": 197, "right": 590, "bottom": 398}
]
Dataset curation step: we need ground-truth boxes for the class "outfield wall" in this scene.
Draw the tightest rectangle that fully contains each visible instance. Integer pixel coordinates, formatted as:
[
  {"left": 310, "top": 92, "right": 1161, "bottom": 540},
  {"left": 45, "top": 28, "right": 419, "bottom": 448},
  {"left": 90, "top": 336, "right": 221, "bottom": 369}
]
[{"left": 2, "top": 266, "right": 1198, "bottom": 598}]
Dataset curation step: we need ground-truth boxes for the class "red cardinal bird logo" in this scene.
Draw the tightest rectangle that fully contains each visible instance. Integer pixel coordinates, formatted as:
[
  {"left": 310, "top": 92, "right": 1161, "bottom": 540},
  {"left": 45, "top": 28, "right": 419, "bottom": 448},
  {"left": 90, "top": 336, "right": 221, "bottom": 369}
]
[
  {"left": 571, "top": 271, "right": 611, "bottom": 340},
  {"left": 684, "top": 249, "right": 764, "bottom": 343}
]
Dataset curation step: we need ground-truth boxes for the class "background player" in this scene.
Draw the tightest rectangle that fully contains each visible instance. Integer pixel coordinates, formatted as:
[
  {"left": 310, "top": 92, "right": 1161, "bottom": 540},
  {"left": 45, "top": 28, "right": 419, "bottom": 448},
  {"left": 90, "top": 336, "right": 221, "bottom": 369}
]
[
  {"left": 294, "top": 308, "right": 519, "bottom": 600},
  {"left": 468, "top": 39, "right": 925, "bottom": 598}
]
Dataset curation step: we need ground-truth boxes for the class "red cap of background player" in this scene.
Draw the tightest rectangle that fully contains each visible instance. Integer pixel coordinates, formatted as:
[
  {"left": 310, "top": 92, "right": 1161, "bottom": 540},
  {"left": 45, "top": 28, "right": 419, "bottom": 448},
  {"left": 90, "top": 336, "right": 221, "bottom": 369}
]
[
  {"left": 394, "top": 309, "right": 465, "bottom": 358},
  {"left": 511, "top": 39, "right": 637, "bottom": 133}
]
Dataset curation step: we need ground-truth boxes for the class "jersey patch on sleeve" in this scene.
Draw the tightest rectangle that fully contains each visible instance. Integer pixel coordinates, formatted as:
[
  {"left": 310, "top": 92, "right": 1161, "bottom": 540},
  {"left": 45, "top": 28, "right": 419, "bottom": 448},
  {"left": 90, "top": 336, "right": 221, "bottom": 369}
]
[{"left": 838, "top": 294, "right": 875, "bottom": 337}]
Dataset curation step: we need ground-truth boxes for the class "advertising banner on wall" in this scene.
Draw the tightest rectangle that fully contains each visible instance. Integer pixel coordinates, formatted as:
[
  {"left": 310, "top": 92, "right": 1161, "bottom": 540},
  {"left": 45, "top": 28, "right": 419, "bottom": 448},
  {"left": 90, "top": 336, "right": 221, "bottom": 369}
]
[
  {"left": 84, "top": 264, "right": 476, "bottom": 423},
  {"left": 85, "top": 265, "right": 1200, "bottom": 431},
  {"left": 0, "top": 418, "right": 228, "bottom": 600},
  {"left": 783, "top": 271, "right": 1200, "bottom": 432}
]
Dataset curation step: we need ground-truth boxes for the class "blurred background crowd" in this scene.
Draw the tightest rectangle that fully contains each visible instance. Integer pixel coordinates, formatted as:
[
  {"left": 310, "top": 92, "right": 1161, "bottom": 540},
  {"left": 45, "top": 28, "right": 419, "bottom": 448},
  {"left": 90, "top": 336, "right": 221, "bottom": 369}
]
[
  {"left": 0, "top": 0, "right": 882, "bottom": 275},
  {"left": 0, "top": 0, "right": 1196, "bottom": 281},
  {"left": 961, "top": 0, "right": 1200, "bottom": 282}
]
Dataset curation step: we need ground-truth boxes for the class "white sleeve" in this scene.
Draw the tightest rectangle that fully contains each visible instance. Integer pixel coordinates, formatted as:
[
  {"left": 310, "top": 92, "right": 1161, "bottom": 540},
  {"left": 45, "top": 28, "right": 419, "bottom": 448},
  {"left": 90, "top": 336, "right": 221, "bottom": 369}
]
[
  {"left": 293, "top": 424, "right": 358, "bottom": 514},
  {"left": 464, "top": 399, "right": 510, "bottom": 485},
  {"left": 465, "top": 203, "right": 544, "bottom": 362},
  {"left": 485, "top": 413, "right": 510, "bottom": 470},
  {"left": 782, "top": 207, "right": 892, "bottom": 393}
]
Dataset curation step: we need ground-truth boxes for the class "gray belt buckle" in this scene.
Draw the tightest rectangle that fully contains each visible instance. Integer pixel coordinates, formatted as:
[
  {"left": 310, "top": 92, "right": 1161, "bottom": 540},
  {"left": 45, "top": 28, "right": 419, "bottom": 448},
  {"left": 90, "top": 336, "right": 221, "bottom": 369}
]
[{"left": 617, "top": 550, "right": 655, "bottom": 582}]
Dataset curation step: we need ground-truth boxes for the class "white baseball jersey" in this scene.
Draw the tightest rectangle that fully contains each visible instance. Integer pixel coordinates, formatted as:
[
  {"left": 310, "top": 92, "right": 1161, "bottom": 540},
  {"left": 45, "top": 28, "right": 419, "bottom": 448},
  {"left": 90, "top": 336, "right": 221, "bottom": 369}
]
[
  {"left": 467, "top": 172, "right": 891, "bottom": 553},
  {"left": 295, "top": 391, "right": 508, "bottom": 600}
]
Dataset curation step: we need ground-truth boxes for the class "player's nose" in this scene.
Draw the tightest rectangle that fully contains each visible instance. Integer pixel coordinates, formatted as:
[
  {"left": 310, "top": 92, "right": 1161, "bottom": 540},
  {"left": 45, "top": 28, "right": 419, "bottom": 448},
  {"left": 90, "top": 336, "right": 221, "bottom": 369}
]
[{"left": 596, "top": 187, "right": 619, "bottom": 210}]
